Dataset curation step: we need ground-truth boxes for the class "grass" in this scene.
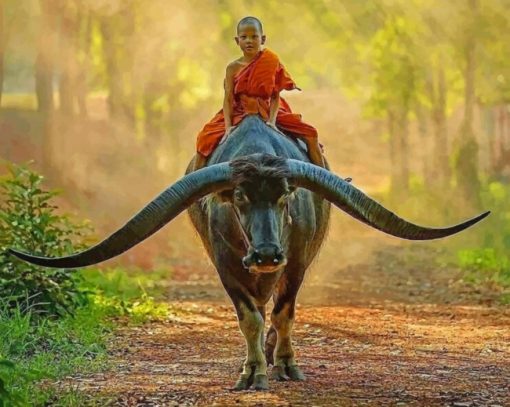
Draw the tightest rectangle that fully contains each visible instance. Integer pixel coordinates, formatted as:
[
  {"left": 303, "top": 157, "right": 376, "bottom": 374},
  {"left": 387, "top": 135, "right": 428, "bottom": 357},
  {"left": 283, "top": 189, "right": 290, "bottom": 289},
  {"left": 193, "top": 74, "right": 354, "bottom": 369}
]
[
  {"left": 453, "top": 181, "right": 510, "bottom": 304},
  {"left": 0, "top": 303, "right": 111, "bottom": 405},
  {"left": 457, "top": 248, "right": 510, "bottom": 304},
  {"left": 0, "top": 266, "right": 172, "bottom": 406}
]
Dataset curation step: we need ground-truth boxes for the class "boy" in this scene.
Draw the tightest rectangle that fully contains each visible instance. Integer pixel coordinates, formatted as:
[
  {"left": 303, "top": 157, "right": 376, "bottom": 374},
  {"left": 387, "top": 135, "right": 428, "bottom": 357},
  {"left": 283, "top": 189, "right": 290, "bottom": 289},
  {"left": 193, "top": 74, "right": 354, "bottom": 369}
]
[{"left": 194, "top": 16, "right": 324, "bottom": 170}]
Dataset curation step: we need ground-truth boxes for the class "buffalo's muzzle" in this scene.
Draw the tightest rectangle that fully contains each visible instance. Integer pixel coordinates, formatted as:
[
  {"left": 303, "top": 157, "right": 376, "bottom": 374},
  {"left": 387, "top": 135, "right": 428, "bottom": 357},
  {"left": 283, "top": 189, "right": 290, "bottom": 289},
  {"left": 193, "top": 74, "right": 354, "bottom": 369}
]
[{"left": 242, "top": 244, "right": 286, "bottom": 273}]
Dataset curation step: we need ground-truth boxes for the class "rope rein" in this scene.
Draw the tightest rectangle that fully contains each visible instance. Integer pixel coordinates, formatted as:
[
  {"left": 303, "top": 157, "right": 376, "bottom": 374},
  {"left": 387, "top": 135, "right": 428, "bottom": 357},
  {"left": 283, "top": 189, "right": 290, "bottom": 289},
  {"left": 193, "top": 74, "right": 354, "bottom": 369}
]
[{"left": 231, "top": 201, "right": 293, "bottom": 251}]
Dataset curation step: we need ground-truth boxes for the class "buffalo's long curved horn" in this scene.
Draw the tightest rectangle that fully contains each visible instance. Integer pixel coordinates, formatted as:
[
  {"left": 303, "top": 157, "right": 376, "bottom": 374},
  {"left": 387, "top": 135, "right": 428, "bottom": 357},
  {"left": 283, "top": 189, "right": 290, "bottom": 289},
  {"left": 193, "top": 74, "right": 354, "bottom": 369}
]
[
  {"left": 8, "top": 164, "right": 234, "bottom": 268},
  {"left": 287, "top": 160, "right": 489, "bottom": 240}
]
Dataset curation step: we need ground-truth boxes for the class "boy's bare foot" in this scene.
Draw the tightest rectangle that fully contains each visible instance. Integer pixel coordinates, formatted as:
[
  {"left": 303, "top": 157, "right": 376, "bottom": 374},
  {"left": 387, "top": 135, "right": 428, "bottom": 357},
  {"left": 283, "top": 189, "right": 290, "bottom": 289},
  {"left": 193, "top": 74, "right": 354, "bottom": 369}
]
[
  {"left": 193, "top": 153, "right": 207, "bottom": 171},
  {"left": 306, "top": 139, "right": 326, "bottom": 168}
]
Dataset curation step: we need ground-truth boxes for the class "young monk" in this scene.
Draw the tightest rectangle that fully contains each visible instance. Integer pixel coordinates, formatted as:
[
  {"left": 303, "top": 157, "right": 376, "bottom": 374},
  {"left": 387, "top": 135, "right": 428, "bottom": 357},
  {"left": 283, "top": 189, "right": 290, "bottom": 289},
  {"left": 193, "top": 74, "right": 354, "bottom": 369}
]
[{"left": 193, "top": 16, "right": 325, "bottom": 170}]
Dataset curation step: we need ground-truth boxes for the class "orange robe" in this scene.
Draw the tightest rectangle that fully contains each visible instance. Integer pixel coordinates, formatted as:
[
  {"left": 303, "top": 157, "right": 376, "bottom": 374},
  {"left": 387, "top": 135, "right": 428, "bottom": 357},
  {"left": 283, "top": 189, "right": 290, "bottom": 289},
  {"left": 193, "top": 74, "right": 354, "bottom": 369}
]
[{"left": 196, "top": 48, "right": 318, "bottom": 157}]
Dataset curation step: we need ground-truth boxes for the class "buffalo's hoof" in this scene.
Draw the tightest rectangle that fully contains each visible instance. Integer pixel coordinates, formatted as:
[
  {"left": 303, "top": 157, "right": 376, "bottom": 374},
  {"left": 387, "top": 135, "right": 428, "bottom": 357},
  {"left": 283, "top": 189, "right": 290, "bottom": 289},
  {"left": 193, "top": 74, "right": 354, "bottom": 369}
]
[
  {"left": 253, "top": 374, "right": 269, "bottom": 390},
  {"left": 233, "top": 372, "right": 253, "bottom": 391},
  {"left": 233, "top": 369, "right": 269, "bottom": 391},
  {"left": 287, "top": 365, "right": 305, "bottom": 381},
  {"left": 271, "top": 365, "right": 290, "bottom": 381},
  {"left": 272, "top": 364, "right": 306, "bottom": 381}
]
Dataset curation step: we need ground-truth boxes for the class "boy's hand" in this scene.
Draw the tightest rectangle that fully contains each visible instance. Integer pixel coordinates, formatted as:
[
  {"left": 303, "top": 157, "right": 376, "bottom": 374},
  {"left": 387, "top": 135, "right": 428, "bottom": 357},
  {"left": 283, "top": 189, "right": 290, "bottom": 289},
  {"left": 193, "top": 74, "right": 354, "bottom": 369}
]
[{"left": 219, "top": 125, "right": 236, "bottom": 144}]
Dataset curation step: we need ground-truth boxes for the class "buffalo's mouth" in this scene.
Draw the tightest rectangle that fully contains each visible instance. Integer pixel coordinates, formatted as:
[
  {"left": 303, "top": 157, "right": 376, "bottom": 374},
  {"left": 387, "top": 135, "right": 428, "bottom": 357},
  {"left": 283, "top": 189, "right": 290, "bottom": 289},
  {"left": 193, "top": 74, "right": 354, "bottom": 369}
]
[{"left": 248, "top": 259, "right": 287, "bottom": 274}]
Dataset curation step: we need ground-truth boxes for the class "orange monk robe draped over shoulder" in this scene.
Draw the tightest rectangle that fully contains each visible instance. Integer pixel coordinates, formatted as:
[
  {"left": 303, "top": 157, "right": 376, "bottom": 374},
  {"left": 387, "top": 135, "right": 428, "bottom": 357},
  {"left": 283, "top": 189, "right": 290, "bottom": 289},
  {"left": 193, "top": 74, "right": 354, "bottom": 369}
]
[{"left": 196, "top": 48, "right": 318, "bottom": 157}]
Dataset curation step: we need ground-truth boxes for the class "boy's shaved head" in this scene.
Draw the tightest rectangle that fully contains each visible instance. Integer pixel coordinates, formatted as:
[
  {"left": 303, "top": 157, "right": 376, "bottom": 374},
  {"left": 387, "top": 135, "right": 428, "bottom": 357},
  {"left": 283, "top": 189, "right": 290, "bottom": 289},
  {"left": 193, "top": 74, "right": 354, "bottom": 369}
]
[{"left": 237, "top": 16, "right": 263, "bottom": 34}]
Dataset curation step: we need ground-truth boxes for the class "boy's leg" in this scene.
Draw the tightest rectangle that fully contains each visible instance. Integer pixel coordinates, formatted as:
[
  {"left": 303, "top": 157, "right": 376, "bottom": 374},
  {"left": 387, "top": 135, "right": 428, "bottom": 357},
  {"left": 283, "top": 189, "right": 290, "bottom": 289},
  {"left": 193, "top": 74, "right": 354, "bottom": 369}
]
[{"left": 193, "top": 153, "right": 207, "bottom": 171}]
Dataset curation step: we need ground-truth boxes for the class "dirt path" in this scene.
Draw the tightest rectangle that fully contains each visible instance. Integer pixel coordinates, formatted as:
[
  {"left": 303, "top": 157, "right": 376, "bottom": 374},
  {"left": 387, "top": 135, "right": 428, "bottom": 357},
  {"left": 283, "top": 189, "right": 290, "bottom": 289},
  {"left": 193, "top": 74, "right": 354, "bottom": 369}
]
[{"left": 71, "top": 245, "right": 510, "bottom": 406}]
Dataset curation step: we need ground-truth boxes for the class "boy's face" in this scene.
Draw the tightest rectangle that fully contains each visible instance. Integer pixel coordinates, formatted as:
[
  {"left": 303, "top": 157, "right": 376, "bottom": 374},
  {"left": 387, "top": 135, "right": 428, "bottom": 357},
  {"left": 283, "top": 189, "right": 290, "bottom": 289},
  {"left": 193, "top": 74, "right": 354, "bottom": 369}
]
[{"left": 235, "top": 24, "right": 265, "bottom": 56}]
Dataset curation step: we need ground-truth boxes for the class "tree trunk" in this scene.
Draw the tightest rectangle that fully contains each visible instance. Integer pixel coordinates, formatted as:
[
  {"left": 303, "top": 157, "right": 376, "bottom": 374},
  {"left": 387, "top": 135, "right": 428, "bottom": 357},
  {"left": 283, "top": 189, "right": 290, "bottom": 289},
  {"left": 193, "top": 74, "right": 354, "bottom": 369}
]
[
  {"left": 35, "top": 0, "right": 58, "bottom": 113},
  {"left": 121, "top": 2, "right": 135, "bottom": 126},
  {"left": 0, "top": 1, "right": 4, "bottom": 106},
  {"left": 481, "top": 106, "right": 496, "bottom": 178},
  {"left": 100, "top": 8, "right": 136, "bottom": 125},
  {"left": 35, "top": 0, "right": 59, "bottom": 176},
  {"left": 389, "top": 108, "right": 409, "bottom": 197},
  {"left": 399, "top": 110, "right": 410, "bottom": 193},
  {"left": 453, "top": 0, "right": 481, "bottom": 210},
  {"left": 492, "top": 105, "right": 510, "bottom": 177},
  {"left": 415, "top": 102, "right": 431, "bottom": 187},
  {"left": 59, "top": 4, "right": 78, "bottom": 116},
  {"left": 100, "top": 16, "right": 124, "bottom": 119},
  {"left": 432, "top": 68, "right": 450, "bottom": 187},
  {"left": 388, "top": 111, "right": 397, "bottom": 193},
  {"left": 75, "top": 10, "right": 91, "bottom": 117}
]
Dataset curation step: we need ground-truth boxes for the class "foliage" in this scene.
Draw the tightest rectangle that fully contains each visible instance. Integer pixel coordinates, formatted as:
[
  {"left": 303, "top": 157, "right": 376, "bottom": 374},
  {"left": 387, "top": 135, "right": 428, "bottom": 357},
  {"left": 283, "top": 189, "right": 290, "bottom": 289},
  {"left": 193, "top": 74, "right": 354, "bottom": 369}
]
[
  {"left": 457, "top": 248, "right": 510, "bottom": 286},
  {"left": 0, "top": 359, "right": 20, "bottom": 407},
  {"left": 479, "top": 181, "right": 510, "bottom": 249},
  {"left": 456, "top": 181, "right": 510, "bottom": 302},
  {"left": 0, "top": 162, "right": 94, "bottom": 317},
  {"left": 0, "top": 266, "right": 171, "bottom": 405},
  {"left": 365, "top": 15, "right": 420, "bottom": 118},
  {"left": 81, "top": 267, "right": 171, "bottom": 324},
  {"left": 90, "top": 291, "right": 170, "bottom": 324},
  {"left": 0, "top": 300, "right": 110, "bottom": 406},
  {"left": 80, "top": 267, "right": 168, "bottom": 300},
  {"left": 2, "top": 0, "right": 510, "bottom": 193},
  {"left": 457, "top": 248, "right": 510, "bottom": 305}
]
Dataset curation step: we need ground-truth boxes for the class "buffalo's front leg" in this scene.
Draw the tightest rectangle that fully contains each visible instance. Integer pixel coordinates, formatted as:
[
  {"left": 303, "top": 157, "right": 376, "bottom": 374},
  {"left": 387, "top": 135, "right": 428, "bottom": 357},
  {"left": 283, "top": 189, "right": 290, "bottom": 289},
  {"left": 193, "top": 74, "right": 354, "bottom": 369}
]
[
  {"left": 270, "top": 278, "right": 306, "bottom": 381},
  {"left": 233, "top": 300, "right": 268, "bottom": 390}
]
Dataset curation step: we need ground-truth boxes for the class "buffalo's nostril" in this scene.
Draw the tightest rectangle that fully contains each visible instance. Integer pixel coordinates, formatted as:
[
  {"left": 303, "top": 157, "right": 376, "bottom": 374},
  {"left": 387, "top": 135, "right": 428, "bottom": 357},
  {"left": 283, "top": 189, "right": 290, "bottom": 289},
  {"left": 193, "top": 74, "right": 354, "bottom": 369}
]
[
  {"left": 253, "top": 250, "right": 262, "bottom": 264},
  {"left": 252, "top": 244, "right": 284, "bottom": 266}
]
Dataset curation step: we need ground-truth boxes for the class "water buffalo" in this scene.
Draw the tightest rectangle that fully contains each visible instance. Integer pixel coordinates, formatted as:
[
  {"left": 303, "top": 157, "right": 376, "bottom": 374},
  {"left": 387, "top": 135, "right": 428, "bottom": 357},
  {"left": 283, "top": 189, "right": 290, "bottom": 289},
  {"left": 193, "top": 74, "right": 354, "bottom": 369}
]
[{"left": 8, "top": 114, "right": 489, "bottom": 390}]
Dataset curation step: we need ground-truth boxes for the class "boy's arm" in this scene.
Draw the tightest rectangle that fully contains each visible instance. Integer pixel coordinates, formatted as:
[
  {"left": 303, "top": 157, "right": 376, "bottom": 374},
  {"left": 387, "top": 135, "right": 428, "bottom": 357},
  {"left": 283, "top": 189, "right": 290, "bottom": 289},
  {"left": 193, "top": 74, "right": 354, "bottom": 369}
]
[
  {"left": 267, "top": 92, "right": 280, "bottom": 126},
  {"left": 223, "top": 63, "right": 236, "bottom": 131}
]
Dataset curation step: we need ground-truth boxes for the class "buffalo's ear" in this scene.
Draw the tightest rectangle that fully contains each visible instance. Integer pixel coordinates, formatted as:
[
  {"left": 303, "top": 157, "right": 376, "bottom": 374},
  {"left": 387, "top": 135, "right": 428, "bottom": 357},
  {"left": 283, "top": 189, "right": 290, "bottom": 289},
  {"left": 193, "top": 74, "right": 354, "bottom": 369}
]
[{"left": 216, "top": 189, "right": 234, "bottom": 203}]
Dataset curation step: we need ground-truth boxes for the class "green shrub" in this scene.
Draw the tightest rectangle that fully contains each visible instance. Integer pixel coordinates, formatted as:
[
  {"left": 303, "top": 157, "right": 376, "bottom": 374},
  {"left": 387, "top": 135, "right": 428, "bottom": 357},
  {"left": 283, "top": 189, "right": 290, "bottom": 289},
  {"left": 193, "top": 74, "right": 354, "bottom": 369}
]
[
  {"left": 0, "top": 300, "right": 111, "bottom": 406},
  {"left": 479, "top": 180, "right": 510, "bottom": 250},
  {"left": 457, "top": 248, "right": 510, "bottom": 288},
  {"left": 0, "top": 267, "right": 172, "bottom": 405},
  {"left": 454, "top": 181, "right": 510, "bottom": 303},
  {"left": 80, "top": 267, "right": 171, "bottom": 323},
  {"left": 0, "top": 162, "right": 95, "bottom": 317},
  {"left": 0, "top": 359, "right": 18, "bottom": 407}
]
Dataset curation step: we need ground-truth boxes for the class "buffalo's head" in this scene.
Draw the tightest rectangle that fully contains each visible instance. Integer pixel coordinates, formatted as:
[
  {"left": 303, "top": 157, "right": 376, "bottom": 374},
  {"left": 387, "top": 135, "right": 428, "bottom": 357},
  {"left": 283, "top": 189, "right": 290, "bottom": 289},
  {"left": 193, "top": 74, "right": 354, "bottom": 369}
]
[
  {"left": 222, "top": 155, "right": 294, "bottom": 273},
  {"left": 7, "top": 153, "right": 489, "bottom": 270}
]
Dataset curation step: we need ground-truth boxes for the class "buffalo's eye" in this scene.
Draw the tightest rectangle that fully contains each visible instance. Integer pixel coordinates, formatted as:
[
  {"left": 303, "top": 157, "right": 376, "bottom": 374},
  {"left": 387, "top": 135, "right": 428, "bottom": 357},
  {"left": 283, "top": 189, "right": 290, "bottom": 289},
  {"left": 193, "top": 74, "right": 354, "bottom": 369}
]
[{"left": 234, "top": 189, "right": 248, "bottom": 204}]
